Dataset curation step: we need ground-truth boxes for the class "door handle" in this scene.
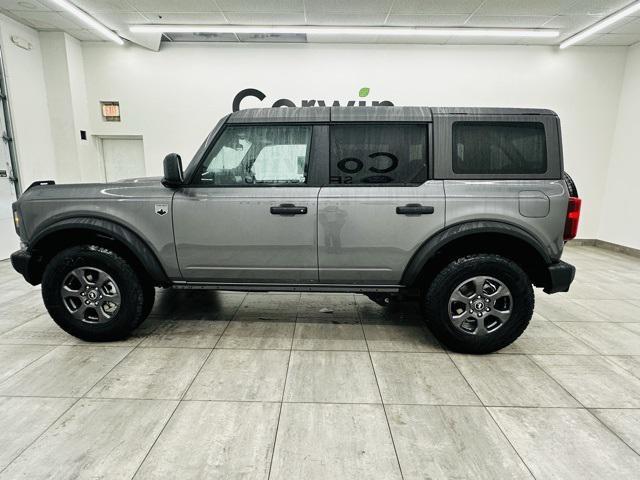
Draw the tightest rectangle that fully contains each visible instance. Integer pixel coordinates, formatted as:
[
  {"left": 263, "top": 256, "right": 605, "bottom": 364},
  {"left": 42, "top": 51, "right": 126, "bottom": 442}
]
[
  {"left": 270, "top": 203, "right": 308, "bottom": 215},
  {"left": 396, "top": 204, "right": 435, "bottom": 215}
]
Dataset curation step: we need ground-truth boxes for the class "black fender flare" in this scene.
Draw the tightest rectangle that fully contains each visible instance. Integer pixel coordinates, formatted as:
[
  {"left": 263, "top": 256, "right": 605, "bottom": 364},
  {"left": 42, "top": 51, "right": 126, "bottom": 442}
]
[
  {"left": 30, "top": 217, "right": 169, "bottom": 285},
  {"left": 401, "top": 220, "right": 552, "bottom": 286}
]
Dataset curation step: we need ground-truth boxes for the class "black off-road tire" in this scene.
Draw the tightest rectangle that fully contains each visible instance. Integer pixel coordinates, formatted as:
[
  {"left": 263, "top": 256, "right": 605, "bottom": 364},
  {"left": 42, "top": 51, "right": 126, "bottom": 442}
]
[
  {"left": 423, "top": 254, "right": 534, "bottom": 354},
  {"left": 563, "top": 172, "right": 578, "bottom": 197},
  {"left": 136, "top": 283, "right": 156, "bottom": 328},
  {"left": 42, "top": 245, "right": 146, "bottom": 341}
]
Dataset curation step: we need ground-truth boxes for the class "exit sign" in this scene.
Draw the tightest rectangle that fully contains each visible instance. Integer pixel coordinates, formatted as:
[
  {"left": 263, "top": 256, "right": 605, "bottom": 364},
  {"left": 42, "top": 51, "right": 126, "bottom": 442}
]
[{"left": 101, "top": 101, "right": 120, "bottom": 122}]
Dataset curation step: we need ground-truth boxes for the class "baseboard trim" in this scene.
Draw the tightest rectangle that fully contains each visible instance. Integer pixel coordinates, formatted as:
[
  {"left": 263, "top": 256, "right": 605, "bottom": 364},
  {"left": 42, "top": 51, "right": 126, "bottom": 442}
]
[
  {"left": 567, "top": 238, "right": 597, "bottom": 246},
  {"left": 569, "top": 238, "right": 640, "bottom": 258}
]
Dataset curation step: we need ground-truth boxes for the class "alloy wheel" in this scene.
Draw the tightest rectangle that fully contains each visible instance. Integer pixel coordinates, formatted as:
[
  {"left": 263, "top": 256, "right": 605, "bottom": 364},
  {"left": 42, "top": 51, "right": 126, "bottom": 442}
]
[
  {"left": 448, "top": 276, "right": 512, "bottom": 335},
  {"left": 61, "top": 267, "right": 121, "bottom": 324}
]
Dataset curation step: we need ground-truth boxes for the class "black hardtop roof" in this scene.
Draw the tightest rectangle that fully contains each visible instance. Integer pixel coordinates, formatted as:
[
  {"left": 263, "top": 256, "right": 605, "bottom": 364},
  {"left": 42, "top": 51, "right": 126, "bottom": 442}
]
[{"left": 227, "top": 106, "right": 557, "bottom": 124}]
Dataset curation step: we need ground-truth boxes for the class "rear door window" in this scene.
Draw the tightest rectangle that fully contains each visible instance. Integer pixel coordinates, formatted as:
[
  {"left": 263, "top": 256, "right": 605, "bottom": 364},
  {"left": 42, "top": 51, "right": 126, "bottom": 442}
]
[
  {"left": 329, "top": 124, "right": 427, "bottom": 185},
  {"left": 452, "top": 122, "right": 547, "bottom": 175}
]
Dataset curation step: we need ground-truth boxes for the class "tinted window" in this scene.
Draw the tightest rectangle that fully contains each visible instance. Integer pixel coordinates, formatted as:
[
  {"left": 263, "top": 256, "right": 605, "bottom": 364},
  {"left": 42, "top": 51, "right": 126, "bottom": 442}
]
[
  {"left": 196, "top": 125, "right": 312, "bottom": 185},
  {"left": 452, "top": 122, "right": 547, "bottom": 175},
  {"left": 330, "top": 124, "right": 427, "bottom": 185}
]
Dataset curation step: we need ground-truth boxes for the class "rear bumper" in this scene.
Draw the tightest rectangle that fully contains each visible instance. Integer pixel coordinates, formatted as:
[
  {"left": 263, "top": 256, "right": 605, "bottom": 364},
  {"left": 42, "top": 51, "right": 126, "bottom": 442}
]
[
  {"left": 543, "top": 260, "right": 575, "bottom": 294},
  {"left": 10, "top": 249, "right": 39, "bottom": 285}
]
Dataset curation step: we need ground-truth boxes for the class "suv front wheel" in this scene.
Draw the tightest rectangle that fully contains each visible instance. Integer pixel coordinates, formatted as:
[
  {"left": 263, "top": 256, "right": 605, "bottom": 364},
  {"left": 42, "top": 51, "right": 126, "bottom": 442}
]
[
  {"left": 424, "top": 254, "right": 534, "bottom": 354},
  {"left": 42, "top": 245, "right": 149, "bottom": 341}
]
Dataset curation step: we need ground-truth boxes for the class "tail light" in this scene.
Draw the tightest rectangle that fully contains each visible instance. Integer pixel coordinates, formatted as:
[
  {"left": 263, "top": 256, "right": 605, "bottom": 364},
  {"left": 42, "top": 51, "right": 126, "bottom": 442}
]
[{"left": 563, "top": 197, "right": 582, "bottom": 241}]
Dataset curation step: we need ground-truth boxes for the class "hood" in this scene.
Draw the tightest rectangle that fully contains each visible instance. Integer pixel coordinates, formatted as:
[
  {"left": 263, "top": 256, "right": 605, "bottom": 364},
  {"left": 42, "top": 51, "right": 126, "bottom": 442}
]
[
  {"left": 114, "top": 176, "right": 163, "bottom": 184},
  {"left": 17, "top": 177, "right": 170, "bottom": 203}
]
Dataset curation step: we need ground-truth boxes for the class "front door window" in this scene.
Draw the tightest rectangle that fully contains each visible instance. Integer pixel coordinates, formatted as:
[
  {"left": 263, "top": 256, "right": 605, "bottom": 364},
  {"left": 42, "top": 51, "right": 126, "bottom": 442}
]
[{"left": 195, "top": 125, "right": 312, "bottom": 186}]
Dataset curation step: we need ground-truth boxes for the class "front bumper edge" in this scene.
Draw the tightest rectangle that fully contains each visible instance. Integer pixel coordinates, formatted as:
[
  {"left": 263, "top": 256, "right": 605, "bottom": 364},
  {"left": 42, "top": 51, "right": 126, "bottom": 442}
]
[{"left": 10, "top": 249, "right": 39, "bottom": 285}]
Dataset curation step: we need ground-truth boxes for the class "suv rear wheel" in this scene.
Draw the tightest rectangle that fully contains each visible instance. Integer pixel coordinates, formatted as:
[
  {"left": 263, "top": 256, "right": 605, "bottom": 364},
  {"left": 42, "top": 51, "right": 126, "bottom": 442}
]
[
  {"left": 423, "top": 254, "right": 533, "bottom": 354},
  {"left": 42, "top": 245, "right": 149, "bottom": 341}
]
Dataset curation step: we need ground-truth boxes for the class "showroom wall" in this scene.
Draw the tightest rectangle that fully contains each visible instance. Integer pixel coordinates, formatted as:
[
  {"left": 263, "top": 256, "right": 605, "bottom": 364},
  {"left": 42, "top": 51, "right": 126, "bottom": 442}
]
[
  {"left": 79, "top": 42, "right": 627, "bottom": 239},
  {"left": 599, "top": 43, "right": 640, "bottom": 250},
  {"left": 0, "top": 14, "right": 56, "bottom": 188},
  {"left": 0, "top": 21, "right": 634, "bottom": 244},
  {"left": 40, "top": 32, "right": 99, "bottom": 184}
]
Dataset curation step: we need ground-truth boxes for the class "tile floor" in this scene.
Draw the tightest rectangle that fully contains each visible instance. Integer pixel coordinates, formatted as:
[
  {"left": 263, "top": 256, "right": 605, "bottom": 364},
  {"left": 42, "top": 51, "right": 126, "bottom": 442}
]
[{"left": 0, "top": 245, "right": 639, "bottom": 479}]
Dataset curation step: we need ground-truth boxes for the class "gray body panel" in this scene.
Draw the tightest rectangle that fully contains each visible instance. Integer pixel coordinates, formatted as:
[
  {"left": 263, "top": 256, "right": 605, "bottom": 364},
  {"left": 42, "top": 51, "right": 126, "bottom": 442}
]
[
  {"left": 18, "top": 181, "right": 180, "bottom": 279},
  {"left": 317, "top": 182, "right": 445, "bottom": 284},
  {"left": 173, "top": 187, "right": 319, "bottom": 283},
  {"left": 13, "top": 106, "right": 571, "bottom": 292},
  {"left": 443, "top": 180, "right": 567, "bottom": 261}
]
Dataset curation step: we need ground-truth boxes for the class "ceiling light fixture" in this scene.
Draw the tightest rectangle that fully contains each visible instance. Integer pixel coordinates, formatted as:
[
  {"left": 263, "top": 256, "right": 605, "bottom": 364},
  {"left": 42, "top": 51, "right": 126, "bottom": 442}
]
[
  {"left": 50, "top": 0, "right": 124, "bottom": 45},
  {"left": 560, "top": 0, "right": 640, "bottom": 49},
  {"left": 129, "top": 24, "right": 559, "bottom": 39}
]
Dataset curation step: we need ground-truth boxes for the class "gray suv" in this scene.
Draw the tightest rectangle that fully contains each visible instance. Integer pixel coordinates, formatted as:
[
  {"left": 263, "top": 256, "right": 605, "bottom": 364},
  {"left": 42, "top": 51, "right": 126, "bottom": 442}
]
[{"left": 10, "top": 106, "right": 580, "bottom": 353}]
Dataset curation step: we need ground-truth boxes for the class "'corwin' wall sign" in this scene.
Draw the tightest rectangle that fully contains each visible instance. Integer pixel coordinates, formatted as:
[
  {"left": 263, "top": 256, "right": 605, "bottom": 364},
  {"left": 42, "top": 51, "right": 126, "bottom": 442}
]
[{"left": 232, "top": 87, "right": 394, "bottom": 112}]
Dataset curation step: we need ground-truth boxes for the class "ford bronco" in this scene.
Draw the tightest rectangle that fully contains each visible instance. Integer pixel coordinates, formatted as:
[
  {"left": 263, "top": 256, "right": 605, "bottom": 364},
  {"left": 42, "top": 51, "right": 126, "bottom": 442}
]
[{"left": 10, "top": 106, "right": 580, "bottom": 353}]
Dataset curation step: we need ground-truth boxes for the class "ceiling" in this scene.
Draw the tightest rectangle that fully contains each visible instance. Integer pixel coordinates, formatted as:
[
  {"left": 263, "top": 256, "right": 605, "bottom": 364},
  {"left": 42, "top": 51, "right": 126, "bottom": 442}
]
[{"left": 1, "top": 0, "right": 640, "bottom": 46}]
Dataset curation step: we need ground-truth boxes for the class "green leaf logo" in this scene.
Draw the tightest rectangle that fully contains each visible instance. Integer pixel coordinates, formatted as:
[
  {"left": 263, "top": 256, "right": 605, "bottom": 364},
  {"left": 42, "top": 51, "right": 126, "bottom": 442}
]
[{"left": 358, "top": 87, "right": 370, "bottom": 98}]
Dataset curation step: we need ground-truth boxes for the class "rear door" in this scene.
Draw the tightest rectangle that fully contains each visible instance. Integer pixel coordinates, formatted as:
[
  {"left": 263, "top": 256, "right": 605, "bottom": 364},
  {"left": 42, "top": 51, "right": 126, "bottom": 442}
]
[
  {"left": 317, "top": 123, "right": 445, "bottom": 285},
  {"left": 173, "top": 124, "right": 322, "bottom": 283}
]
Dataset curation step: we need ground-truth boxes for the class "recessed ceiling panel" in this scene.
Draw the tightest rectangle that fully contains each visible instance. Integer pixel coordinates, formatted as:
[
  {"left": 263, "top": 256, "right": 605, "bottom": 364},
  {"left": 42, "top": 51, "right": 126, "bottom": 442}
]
[
  {"left": 305, "top": 13, "right": 388, "bottom": 26},
  {"left": 304, "top": 0, "right": 393, "bottom": 14},
  {"left": 465, "top": 15, "right": 553, "bottom": 28},
  {"left": 140, "top": 12, "right": 228, "bottom": 24},
  {"left": 476, "top": 0, "right": 576, "bottom": 16},
  {"left": 12, "top": 10, "right": 82, "bottom": 29},
  {"left": 223, "top": 12, "right": 306, "bottom": 24},
  {"left": 587, "top": 32, "right": 640, "bottom": 44},
  {"left": 216, "top": 0, "right": 304, "bottom": 13},
  {"left": 391, "top": 0, "right": 484, "bottom": 15},
  {"left": 126, "top": 0, "right": 220, "bottom": 13},
  {"left": 385, "top": 14, "right": 470, "bottom": 26},
  {"left": 613, "top": 17, "right": 640, "bottom": 33},
  {"left": 72, "top": 0, "right": 136, "bottom": 13},
  {"left": 560, "top": 0, "right": 637, "bottom": 16}
]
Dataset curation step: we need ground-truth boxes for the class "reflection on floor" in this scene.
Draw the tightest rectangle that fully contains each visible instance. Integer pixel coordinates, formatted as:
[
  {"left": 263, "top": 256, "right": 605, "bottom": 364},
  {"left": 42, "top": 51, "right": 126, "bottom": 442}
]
[{"left": 0, "top": 245, "right": 640, "bottom": 479}]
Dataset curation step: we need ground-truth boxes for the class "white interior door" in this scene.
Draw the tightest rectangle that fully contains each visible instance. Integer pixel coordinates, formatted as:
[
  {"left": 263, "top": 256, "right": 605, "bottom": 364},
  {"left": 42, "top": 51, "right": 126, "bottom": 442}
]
[{"left": 101, "top": 138, "right": 146, "bottom": 182}]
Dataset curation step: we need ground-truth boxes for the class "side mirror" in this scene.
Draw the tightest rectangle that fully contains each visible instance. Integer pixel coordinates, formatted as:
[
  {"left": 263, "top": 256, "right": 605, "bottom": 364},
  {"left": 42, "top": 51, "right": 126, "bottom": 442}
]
[{"left": 162, "top": 153, "right": 183, "bottom": 188}]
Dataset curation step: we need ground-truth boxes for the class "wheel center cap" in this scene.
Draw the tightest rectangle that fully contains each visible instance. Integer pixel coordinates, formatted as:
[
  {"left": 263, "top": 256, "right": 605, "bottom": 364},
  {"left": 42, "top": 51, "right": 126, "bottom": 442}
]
[
  {"left": 87, "top": 289, "right": 98, "bottom": 301},
  {"left": 474, "top": 300, "right": 485, "bottom": 310}
]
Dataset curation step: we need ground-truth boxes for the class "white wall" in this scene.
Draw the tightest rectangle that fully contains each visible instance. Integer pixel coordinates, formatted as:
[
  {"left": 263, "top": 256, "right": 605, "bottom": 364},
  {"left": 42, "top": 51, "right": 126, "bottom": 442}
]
[
  {"left": 65, "top": 35, "right": 101, "bottom": 182},
  {"left": 81, "top": 42, "right": 627, "bottom": 238},
  {"left": 0, "top": 13, "right": 55, "bottom": 188},
  {"left": 40, "top": 32, "right": 100, "bottom": 184},
  {"left": 599, "top": 43, "right": 640, "bottom": 250},
  {"left": 40, "top": 32, "right": 79, "bottom": 184}
]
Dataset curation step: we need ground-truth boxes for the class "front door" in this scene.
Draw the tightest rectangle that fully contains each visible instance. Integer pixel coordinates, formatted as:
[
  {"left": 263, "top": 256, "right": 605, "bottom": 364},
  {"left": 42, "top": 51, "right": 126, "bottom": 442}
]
[
  {"left": 318, "top": 123, "right": 445, "bottom": 285},
  {"left": 174, "top": 124, "right": 320, "bottom": 283}
]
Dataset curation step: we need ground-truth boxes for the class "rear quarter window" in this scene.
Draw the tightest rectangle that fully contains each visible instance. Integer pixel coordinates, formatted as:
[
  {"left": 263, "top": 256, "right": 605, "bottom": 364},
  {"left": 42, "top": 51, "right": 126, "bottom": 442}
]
[{"left": 452, "top": 122, "right": 547, "bottom": 175}]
